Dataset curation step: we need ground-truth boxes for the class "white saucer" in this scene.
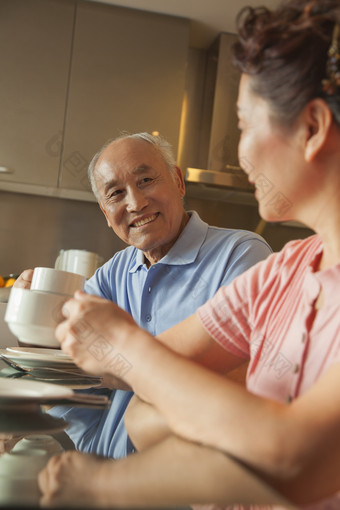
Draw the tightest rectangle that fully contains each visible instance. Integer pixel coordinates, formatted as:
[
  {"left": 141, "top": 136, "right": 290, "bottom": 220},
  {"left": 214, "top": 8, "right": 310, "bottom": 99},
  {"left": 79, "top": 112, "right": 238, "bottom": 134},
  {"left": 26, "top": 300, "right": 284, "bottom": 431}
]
[
  {"left": 0, "top": 378, "right": 74, "bottom": 402},
  {"left": 6, "top": 347, "right": 71, "bottom": 360},
  {"left": 2, "top": 347, "right": 74, "bottom": 369}
]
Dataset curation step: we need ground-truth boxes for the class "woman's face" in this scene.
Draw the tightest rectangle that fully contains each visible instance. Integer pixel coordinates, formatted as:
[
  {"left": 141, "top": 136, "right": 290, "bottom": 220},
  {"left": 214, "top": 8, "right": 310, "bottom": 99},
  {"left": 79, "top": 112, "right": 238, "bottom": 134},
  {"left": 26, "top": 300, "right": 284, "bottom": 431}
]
[{"left": 237, "top": 74, "right": 311, "bottom": 223}]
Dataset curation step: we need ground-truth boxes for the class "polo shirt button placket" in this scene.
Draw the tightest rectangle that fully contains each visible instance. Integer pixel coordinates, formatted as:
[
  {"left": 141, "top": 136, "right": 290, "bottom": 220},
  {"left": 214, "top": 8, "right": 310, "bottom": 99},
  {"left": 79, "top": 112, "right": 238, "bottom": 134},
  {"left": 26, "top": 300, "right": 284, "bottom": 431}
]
[
  {"left": 145, "top": 314, "right": 152, "bottom": 322},
  {"left": 290, "top": 331, "right": 308, "bottom": 403}
]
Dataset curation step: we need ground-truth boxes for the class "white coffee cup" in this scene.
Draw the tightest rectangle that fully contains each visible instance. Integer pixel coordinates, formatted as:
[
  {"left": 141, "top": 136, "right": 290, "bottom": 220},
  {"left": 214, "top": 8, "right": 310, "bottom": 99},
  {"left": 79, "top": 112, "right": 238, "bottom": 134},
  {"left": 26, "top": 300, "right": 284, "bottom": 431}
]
[
  {"left": 5, "top": 287, "right": 68, "bottom": 348},
  {"left": 31, "top": 267, "right": 85, "bottom": 296},
  {"left": 55, "top": 249, "right": 103, "bottom": 278},
  {"left": 0, "top": 449, "right": 50, "bottom": 505}
]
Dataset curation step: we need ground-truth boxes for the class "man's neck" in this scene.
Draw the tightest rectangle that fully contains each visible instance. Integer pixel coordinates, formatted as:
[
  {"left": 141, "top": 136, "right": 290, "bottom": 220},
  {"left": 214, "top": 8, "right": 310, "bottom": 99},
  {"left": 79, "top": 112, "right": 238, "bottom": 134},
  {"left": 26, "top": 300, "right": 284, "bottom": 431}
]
[{"left": 143, "top": 211, "right": 190, "bottom": 267}]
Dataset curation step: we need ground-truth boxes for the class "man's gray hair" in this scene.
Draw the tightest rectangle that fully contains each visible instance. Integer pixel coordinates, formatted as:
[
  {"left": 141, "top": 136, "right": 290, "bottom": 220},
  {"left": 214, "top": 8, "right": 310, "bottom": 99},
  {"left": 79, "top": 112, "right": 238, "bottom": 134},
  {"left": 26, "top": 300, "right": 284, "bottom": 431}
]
[{"left": 88, "top": 132, "right": 177, "bottom": 202}]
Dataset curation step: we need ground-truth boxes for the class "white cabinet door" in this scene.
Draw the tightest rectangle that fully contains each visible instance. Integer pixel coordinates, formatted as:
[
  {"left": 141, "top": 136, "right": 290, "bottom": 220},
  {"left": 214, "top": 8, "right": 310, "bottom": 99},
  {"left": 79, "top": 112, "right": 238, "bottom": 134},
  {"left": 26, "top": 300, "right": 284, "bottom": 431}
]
[
  {"left": 0, "top": 0, "right": 75, "bottom": 187},
  {"left": 59, "top": 1, "right": 189, "bottom": 192}
]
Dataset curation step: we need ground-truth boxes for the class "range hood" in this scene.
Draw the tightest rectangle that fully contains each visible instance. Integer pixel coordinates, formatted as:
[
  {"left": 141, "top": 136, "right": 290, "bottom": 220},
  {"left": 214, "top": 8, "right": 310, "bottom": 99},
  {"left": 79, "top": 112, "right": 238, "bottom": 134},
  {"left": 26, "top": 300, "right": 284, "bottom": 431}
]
[
  {"left": 186, "top": 167, "right": 254, "bottom": 192},
  {"left": 184, "top": 33, "right": 253, "bottom": 192}
]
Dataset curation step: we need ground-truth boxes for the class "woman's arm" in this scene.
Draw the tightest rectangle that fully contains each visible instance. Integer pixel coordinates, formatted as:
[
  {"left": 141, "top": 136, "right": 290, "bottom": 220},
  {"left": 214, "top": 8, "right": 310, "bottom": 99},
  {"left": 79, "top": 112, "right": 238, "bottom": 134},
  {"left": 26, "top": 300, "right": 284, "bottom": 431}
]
[
  {"left": 56, "top": 293, "right": 340, "bottom": 503},
  {"left": 158, "top": 312, "right": 246, "bottom": 373},
  {"left": 38, "top": 436, "right": 296, "bottom": 509},
  {"left": 125, "top": 339, "right": 340, "bottom": 503}
]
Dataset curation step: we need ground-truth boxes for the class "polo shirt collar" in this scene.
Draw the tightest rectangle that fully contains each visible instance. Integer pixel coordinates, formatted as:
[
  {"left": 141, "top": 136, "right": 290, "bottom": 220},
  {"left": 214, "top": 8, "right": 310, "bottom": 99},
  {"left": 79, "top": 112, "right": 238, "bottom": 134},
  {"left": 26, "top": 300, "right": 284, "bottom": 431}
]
[{"left": 129, "top": 211, "right": 208, "bottom": 272}]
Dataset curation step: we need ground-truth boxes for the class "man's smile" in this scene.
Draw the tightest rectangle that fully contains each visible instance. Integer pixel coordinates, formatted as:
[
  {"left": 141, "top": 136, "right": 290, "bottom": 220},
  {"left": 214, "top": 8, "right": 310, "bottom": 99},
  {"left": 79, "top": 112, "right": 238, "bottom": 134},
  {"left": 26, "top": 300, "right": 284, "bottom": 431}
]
[{"left": 130, "top": 213, "right": 159, "bottom": 228}]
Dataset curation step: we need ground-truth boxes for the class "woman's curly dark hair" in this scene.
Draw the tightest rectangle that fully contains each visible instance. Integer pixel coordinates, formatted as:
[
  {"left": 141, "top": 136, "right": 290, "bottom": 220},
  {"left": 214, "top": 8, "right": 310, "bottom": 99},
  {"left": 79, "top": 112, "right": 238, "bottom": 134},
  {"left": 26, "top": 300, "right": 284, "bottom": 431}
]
[{"left": 232, "top": 0, "right": 340, "bottom": 125}]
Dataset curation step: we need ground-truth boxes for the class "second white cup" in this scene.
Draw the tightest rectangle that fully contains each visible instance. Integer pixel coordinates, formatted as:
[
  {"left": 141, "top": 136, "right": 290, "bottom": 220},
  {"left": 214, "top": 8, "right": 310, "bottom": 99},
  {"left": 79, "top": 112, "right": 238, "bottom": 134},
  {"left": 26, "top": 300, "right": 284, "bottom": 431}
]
[
  {"left": 31, "top": 267, "right": 85, "bottom": 296},
  {"left": 55, "top": 249, "right": 103, "bottom": 279}
]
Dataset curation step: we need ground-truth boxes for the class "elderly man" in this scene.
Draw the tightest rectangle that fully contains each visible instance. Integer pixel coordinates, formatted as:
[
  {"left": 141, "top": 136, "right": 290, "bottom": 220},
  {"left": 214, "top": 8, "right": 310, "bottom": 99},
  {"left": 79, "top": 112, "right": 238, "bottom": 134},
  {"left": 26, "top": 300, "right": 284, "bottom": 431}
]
[{"left": 18, "top": 132, "right": 271, "bottom": 459}]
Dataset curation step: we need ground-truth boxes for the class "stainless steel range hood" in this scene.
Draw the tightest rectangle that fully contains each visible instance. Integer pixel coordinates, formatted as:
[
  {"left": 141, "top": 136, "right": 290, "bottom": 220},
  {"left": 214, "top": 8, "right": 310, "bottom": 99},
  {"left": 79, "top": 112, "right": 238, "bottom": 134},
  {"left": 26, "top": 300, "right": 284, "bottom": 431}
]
[
  {"left": 186, "top": 167, "right": 254, "bottom": 192},
  {"left": 183, "top": 33, "right": 250, "bottom": 191}
]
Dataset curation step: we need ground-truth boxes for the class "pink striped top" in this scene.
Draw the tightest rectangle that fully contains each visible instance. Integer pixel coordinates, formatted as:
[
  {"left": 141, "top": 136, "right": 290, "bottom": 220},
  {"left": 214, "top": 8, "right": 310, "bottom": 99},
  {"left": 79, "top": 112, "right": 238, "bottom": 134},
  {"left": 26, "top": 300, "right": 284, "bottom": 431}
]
[{"left": 197, "top": 235, "right": 340, "bottom": 509}]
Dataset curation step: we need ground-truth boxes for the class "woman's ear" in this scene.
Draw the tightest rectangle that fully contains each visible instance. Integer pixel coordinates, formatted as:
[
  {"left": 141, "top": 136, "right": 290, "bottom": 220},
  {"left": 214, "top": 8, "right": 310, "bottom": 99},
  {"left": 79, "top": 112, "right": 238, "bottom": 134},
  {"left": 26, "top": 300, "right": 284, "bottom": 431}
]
[{"left": 304, "top": 99, "right": 333, "bottom": 162}]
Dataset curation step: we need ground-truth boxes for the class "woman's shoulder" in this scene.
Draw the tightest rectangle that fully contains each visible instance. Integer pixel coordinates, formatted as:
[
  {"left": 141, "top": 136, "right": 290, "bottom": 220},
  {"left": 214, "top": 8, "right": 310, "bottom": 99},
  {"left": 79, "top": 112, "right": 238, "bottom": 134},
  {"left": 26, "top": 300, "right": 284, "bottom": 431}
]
[
  {"left": 278, "top": 234, "right": 322, "bottom": 260},
  {"left": 244, "top": 234, "right": 321, "bottom": 286}
]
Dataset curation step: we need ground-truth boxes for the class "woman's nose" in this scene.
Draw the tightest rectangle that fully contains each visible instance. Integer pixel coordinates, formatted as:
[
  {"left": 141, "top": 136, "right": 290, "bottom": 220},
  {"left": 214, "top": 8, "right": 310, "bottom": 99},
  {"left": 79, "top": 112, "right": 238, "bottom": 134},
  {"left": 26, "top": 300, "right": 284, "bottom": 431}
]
[{"left": 126, "top": 188, "right": 149, "bottom": 212}]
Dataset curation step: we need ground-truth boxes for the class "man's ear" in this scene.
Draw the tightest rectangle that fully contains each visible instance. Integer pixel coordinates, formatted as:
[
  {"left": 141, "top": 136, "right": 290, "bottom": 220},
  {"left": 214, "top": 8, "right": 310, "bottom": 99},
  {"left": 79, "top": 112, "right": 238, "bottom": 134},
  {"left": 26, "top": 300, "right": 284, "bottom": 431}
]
[
  {"left": 304, "top": 98, "right": 333, "bottom": 162},
  {"left": 174, "top": 166, "right": 186, "bottom": 198},
  {"left": 99, "top": 203, "right": 111, "bottom": 228}
]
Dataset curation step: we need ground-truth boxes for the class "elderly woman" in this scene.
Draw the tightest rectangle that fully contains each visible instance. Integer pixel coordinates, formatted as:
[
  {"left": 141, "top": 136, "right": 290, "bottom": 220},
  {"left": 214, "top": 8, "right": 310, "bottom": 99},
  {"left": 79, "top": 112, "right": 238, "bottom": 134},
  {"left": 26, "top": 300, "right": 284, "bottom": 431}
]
[{"left": 39, "top": 0, "right": 340, "bottom": 508}]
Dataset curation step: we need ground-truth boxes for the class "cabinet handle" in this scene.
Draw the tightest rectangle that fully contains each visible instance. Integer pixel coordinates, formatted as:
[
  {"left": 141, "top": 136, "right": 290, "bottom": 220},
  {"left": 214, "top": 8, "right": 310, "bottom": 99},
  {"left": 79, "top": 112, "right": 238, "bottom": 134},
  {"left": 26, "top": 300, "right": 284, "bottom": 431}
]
[{"left": 0, "top": 166, "right": 14, "bottom": 174}]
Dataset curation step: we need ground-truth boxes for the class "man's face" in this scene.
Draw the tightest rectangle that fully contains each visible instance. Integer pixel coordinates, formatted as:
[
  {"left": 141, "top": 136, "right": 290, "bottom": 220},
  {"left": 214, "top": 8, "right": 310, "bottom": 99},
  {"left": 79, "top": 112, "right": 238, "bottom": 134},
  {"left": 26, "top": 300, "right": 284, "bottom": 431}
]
[{"left": 95, "top": 138, "right": 187, "bottom": 264}]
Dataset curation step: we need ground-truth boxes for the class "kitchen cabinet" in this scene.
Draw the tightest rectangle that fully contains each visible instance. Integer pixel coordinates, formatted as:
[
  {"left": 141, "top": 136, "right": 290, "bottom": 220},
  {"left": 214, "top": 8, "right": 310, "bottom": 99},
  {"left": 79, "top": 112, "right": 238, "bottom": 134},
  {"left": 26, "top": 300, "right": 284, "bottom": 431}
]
[
  {"left": 59, "top": 1, "right": 189, "bottom": 193},
  {"left": 0, "top": 0, "right": 75, "bottom": 188},
  {"left": 0, "top": 0, "right": 189, "bottom": 199}
]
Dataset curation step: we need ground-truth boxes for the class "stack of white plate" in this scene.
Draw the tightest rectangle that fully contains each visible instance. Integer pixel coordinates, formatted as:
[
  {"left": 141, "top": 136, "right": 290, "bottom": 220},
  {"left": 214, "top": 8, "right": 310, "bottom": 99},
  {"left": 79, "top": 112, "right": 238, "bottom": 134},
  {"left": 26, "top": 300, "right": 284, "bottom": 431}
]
[{"left": 0, "top": 346, "right": 103, "bottom": 389}]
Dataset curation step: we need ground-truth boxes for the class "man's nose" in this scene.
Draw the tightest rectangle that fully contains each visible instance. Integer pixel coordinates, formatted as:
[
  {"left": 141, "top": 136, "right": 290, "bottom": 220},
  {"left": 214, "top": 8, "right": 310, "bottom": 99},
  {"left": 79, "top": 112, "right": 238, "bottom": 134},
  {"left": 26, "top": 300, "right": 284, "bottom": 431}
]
[{"left": 126, "top": 188, "right": 149, "bottom": 212}]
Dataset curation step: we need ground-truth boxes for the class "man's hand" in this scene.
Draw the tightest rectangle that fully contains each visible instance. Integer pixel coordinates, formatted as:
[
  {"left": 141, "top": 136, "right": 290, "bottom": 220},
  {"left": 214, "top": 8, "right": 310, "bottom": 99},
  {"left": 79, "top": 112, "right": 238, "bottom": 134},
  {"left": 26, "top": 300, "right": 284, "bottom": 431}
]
[
  {"left": 13, "top": 269, "right": 34, "bottom": 289},
  {"left": 0, "top": 434, "right": 22, "bottom": 455}
]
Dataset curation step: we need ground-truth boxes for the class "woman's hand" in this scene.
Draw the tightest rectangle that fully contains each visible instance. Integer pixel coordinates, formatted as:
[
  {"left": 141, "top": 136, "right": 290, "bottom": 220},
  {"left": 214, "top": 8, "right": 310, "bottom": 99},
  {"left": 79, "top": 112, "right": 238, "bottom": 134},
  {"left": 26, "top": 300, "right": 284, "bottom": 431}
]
[
  {"left": 13, "top": 269, "right": 33, "bottom": 289},
  {"left": 55, "top": 291, "right": 139, "bottom": 384},
  {"left": 38, "top": 451, "right": 112, "bottom": 508}
]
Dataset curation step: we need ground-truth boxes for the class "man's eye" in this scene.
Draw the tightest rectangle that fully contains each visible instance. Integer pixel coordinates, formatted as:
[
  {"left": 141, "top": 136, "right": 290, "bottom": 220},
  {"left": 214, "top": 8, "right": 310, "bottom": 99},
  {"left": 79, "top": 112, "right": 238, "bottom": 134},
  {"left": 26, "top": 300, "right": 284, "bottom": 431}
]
[
  {"left": 108, "top": 189, "right": 123, "bottom": 198},
  {"left": 140, "top": 177, "right": 153, "bottom": 185}
]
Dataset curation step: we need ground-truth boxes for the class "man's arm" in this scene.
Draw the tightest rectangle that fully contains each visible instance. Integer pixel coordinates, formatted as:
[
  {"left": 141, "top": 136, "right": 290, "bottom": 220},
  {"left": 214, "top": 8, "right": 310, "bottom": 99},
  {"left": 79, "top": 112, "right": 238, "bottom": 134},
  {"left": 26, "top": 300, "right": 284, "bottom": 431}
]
[
  {"left": 125, "top": 396, "right": 170, "bottom": 451},
  {"left": 125, "top": 364, "right": 248, "bottom": 452}
]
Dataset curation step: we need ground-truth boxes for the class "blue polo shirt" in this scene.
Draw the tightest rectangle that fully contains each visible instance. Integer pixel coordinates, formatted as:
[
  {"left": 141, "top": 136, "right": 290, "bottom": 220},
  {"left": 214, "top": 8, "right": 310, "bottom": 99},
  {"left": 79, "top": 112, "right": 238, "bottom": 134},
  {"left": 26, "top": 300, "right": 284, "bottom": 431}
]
[{"left": 49, "top": 211, "right": 271, "bottom": 458}]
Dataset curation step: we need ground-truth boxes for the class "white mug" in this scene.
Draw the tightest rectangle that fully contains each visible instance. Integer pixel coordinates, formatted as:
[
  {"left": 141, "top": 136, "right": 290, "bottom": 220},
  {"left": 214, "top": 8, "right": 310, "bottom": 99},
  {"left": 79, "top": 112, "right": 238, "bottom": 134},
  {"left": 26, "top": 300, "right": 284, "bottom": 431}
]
[
  {"left": 5, "top": 287, "right": 69, "bottom": 348},
  {"left": 55, "top": 249, "right": 103, "bottom": 279}
]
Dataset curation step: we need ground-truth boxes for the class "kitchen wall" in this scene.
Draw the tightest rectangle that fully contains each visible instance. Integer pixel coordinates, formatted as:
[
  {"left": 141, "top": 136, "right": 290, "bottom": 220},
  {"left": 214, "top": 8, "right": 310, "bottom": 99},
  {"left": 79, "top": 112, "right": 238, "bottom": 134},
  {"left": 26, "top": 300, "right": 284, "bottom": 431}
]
[{"left": 0, "top": 190, "right": 127, "bottom": 277}]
